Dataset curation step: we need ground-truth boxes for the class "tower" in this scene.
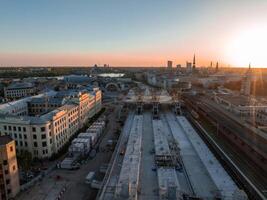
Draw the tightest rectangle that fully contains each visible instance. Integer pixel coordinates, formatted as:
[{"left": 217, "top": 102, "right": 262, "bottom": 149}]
[
  {"left": 241, "top": 63, "right": 252, "bottom": 96},
  {"left": 216, "top": 62, "right": 219, "bottom": 71},
  {"left": 167, "top": 60, "right": 173, "bottom": 70},
  {"left": 192, "top": 54, "right": 196, "bottom": 69}
]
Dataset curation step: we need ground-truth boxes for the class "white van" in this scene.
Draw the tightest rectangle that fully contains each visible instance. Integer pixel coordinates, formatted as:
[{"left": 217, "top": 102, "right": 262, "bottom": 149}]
[{"left": 85, "top": 171, "right": 95, "bottom": 184}]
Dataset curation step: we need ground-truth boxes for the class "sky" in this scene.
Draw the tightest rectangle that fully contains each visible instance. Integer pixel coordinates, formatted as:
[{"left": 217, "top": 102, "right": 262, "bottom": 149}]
[{"left": 0, "top": 0, "right": 267, "bottom": 67}]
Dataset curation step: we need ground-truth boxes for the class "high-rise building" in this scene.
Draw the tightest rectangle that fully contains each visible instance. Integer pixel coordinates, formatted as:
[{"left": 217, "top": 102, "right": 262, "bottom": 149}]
[
  {"left": 167, "top": 61, "right": 173, "bottom": 69},
  {"left": 186, "top": 62, "right": 192, "bottom": 73},
  {"left": 0, "top": 136, "right": 20, "bottom": 200},
  {"left": 241, "top": 64, "right": 252, "bottom": 96}
]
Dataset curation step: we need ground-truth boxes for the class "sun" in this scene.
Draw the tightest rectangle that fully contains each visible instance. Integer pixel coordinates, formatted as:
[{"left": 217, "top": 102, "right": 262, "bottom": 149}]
[{"left": 225, "top": 25, "right": 267, "bottom": 68}]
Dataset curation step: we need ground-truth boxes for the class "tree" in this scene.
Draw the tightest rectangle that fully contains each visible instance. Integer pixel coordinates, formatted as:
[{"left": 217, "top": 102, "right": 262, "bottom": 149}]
[{"left": 17, "top": 150, "right": 32, "bottom": 171}]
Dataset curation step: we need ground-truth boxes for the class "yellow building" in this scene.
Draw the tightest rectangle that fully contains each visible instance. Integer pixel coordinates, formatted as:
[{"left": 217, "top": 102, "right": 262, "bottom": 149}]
[{"left": 0, "top": 136, "right": 20, "bottom": 200}]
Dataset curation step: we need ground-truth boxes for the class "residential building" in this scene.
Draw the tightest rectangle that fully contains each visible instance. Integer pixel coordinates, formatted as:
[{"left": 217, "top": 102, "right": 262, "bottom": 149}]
[
  {"left": 0, "top": 136, "right": 20, "bottom": 200},
  {"left": 0, "top": 88, "right": 102, "bottom": 159}
]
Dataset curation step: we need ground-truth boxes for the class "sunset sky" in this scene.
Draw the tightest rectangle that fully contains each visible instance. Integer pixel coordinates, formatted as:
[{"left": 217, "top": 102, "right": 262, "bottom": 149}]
[{"left": 0, "top": 0, "right": 267, "bottom": 67}]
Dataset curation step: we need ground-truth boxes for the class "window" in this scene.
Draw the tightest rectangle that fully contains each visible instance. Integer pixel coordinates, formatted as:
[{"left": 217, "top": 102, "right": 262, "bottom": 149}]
[
  {"left": 6, "top": 179, "right": 10, "bottom": 185},
  {"left": 32, "top": 127, "right": 36, "bottom": 132},
  {"left": 3, "top": 160, "right": 7, "bottom": 165},
  {"left": 4, "top": 126, "right": 7, "bottom": 130},
  {"left": 8, "top": 126, "right": 11, "bottom": 131},
  {"left": 18, "top": 127, "right": 21, "bottom": 131},
  {"left": 14, "top": 133, "right": 17, "bottom": 138},
  {"left": 41, "top": 134, "right": 46, "bottom": 139},
  {"left": 13, "top": 126, "right": 16, "bottom": 131},
  {"left": 10, "top": 146, "right": 13, "bottom": 152},
  {"left": 42, "top": 141, "right": 47, "bottom": 147},
  {"left": 20, "top": 141, "right": 23, "bottom": 146},
  {"left": 41, "top": 127, "right": 45, "bottom": 132},
  {"left": 23, "top": 127, "right": 26, "bottom": 132},
  {"left": 34, "top": 142, "right": 38, "bottom": 147},
  {"left": 24, "top": 134, "right": 27, "bottom": 139},
  {"left": 24, "top": 142, "right": 28, "bottom": 147},
  {"left": 4, "top": 170, "right": 8, "bottom": 175},
  {"left": 19, "top": 134, "right": 22, "bottom": 139},
  {"left": 33, "top": 134, "right": 37, "bottom": 139}
]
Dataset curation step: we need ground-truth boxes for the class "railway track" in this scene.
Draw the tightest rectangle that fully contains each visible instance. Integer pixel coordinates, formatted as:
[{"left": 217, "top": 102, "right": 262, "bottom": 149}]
[
  {"left": 184, "top": 96, "right": 267, "bottom": 199},
  {"left": 190, "top": 118, "right": 267, "bottom": 200}
]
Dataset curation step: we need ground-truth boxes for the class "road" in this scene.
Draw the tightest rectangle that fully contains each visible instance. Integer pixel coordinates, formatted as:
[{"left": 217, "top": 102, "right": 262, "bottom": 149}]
[{"left": 97, "top": 111, "right": 134, "bottom": 199}]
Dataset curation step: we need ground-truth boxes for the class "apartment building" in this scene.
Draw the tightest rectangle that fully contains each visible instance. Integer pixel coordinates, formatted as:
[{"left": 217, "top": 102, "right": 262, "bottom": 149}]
[
  {"left": 0, "top": 88, "right": 102, "bottom": 159},
  {"left": 0, "top": 136, "right": 20, "bottom": 200}
]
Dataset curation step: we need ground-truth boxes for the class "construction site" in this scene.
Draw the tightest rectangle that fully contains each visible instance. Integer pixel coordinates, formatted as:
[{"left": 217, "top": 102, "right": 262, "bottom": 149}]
[{"left": 96, "top": 85, "right": 250, "bottom": 200}]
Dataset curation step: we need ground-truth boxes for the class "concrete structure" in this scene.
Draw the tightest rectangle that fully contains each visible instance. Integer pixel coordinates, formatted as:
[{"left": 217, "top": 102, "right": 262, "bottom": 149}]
[
  {"left": 152, "top": 120, "right": 172, "bottom": 166},
  {"left": 177, "top": 116, "right": 241, "bottom": 199},
  {"left": 4, "top": 82, "right": 36, "bottom": 99},
  {"left": 99, "top": 109, "right": 247, "bottom": 200},
  {"left": 165, "top": 113, "right": 244, "bottom": 199},
  {"left": 0, "top": 136, "right": 20, "bottom": 200},
  {"left": 115, "top": 115, "right": 143, "bottom": 200},
  {"left": 0, "top": 88, "right": 102, "bottom": 159},
  {"left": 157, "top": 168, "right": 181, "bottom": 200}
]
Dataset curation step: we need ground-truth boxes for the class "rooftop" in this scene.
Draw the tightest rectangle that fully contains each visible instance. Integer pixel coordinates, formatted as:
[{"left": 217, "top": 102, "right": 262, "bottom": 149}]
[
  {"left": 0, "top": 135, "right": 13, "bottom": 145},
  {"left": 6, "top": 82, "right": 34, "bottom": 89}
]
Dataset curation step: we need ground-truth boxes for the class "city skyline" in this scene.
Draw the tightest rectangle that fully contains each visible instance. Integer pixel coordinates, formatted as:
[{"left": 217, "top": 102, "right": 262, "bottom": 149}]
[{"left": 1, "top": 0, "right": 267, "bottom": 67}]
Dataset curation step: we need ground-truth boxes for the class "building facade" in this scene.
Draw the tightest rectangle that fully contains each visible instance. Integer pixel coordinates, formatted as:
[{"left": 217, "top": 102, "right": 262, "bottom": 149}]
[
  {"left": 4, "top": 83, "right": 36, "bottom": 100},
  {"left": 0, "top": 88, "right": 102, "bottom": 159},
  {"left": 0, "top": 136, "right": 20, "bottom": 200},
  {"left": 167, "top": 60, "right": 173, "bottom": 70}
]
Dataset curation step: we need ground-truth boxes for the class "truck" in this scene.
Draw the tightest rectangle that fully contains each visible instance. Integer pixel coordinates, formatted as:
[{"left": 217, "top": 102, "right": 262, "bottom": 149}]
[{"left": 60, "top": 158, "right": 80, "bottom": 170}]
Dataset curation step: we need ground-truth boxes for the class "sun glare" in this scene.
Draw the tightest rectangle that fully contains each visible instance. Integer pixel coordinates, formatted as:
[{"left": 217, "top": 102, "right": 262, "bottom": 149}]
[{"left": 225, "top": 25, "right": 267, "bottom": 68}]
